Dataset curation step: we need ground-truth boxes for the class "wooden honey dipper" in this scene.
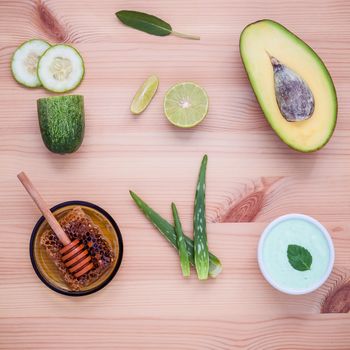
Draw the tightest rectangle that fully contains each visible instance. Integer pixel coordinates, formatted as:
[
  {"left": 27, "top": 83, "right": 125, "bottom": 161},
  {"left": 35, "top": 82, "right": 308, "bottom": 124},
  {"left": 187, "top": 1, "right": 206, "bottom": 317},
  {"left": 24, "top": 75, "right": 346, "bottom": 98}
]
[{"left": 18, "top": 172, "right": 94, "bottom": 278}]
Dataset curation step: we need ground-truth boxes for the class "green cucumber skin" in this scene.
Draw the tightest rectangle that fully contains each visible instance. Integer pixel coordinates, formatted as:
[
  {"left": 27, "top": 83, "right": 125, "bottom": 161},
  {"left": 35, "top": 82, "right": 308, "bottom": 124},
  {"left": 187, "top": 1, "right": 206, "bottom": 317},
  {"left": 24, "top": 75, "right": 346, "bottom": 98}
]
[
  {"left": 129, "top": 190, "right": 222, "bottom": 278},
  {"left": 171, "top": 202, "right": 191, "bottom": 277},
  {"left": 37, "top": 95, "right": 85, "bottom": 154},
  {"left": 193, "top": 155, "right": 209, "bottom": 280}
]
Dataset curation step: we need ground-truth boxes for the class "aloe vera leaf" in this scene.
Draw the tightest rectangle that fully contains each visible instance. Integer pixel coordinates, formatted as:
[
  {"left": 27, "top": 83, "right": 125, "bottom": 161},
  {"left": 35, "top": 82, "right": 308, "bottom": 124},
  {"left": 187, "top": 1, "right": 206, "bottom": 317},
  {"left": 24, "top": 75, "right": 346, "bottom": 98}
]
[
  {"left": 171, "top": 203, "right": 191, "bottom": 277},
  {"left": 129, "top": 190, "right": 222, "bottom": 278},
  {"left": 193, "top": 155, "right": 209, "bottom": 280}
]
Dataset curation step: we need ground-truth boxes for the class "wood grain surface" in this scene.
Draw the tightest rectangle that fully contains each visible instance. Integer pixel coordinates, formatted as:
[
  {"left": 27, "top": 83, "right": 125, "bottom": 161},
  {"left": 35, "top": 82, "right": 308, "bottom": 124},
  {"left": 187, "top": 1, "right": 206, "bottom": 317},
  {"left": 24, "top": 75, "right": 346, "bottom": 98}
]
[{"left": 1, "top": 0, "right": 350, "bottom": 349}]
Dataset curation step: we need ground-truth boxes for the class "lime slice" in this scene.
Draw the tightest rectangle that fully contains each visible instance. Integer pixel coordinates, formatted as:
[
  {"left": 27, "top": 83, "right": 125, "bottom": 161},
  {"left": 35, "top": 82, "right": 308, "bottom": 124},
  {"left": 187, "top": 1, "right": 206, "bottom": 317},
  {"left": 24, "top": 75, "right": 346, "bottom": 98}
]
[
  {"left": 131, "top": 75, "right": 159, "bottom": 115},
  {"left": 164, "top": 82, "right": 209, "bottom": 128}
]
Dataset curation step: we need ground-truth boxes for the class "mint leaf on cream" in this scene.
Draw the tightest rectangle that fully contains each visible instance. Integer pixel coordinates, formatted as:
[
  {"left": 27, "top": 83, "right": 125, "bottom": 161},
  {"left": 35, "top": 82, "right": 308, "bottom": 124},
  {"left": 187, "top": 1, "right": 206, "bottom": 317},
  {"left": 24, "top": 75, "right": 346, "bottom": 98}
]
[{"left": 287, "top": 244, "right": 312, "bottom": 271}]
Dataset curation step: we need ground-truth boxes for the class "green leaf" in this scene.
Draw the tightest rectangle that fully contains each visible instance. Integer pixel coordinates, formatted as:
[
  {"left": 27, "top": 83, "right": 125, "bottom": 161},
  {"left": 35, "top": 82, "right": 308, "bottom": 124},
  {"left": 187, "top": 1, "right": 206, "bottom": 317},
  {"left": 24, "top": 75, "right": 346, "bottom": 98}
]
[
  {"left": 287, "top": 244, "right": 312, "bottom": 271},
  {"left": 129, "top": 190, "right": 222, "bottom": 277},
  {"left": 116, "top": 10, "right": 200, "bottom": 40},
  {"left": 171, "top": 202, "right": 191, "bottom": 277},
  {"left": 116, "top": 10, "right": 172, "bottom": 36},
  {"left": 194, "top": 154, "right": 209, "bottom": 280}
]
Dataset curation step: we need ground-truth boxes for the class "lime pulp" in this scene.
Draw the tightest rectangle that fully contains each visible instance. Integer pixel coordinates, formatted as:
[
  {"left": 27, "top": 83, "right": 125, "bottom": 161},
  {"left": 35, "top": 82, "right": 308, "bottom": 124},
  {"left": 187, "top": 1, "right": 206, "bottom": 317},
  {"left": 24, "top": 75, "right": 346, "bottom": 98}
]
[
  {"left": 130, "top": 75, "right": 159, "bottom": 115},
  {"left": 163, "top": 82, "right": 209, "bottom": 128}
]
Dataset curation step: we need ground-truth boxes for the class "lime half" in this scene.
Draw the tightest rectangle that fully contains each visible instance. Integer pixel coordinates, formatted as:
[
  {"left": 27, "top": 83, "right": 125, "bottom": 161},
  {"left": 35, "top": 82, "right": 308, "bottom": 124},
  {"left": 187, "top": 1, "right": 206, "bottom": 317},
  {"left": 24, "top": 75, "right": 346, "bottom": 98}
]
[
  {"left": 164, "top": 82, "right": 209, "bottom": 128},
  {"left": 131, "top": 75, "right": 159, "bottom": 115}
]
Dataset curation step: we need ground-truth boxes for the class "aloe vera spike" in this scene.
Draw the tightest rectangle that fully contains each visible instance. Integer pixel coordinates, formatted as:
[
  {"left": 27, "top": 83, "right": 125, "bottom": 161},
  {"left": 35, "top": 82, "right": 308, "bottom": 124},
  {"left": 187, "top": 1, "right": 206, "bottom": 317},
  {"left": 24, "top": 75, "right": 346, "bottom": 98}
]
[
  {"left": 129, "top": 190, "right": 222, "bottom": 278},
  {"left": 171, "top": 203, "right": 191, "bottom": 277},
  {"left": 193, "top": 155, "right": 209, "bottom": 280}
]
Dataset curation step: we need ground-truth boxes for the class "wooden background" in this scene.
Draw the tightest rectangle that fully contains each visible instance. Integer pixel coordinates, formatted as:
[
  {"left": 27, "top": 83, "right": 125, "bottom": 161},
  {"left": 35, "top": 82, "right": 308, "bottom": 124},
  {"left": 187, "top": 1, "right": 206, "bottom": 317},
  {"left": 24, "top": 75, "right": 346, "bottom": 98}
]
[{"left": 1, "top": 0, "right": 350, "bottom": 348}]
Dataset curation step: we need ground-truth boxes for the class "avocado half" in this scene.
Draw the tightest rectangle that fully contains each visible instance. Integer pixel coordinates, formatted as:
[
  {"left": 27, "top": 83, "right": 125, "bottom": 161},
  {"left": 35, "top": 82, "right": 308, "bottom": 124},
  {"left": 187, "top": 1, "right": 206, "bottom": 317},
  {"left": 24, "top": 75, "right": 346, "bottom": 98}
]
[{"left": 240, "top": 20, "right": 337, "bottom": 152}]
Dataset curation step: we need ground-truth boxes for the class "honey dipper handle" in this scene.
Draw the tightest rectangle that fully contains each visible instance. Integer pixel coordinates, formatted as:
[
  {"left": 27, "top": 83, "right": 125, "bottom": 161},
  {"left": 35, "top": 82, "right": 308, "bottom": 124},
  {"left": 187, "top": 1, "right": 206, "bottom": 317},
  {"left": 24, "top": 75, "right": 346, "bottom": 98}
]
[{"left": 17, "top": 172, "right": 71, "bottom": 246}]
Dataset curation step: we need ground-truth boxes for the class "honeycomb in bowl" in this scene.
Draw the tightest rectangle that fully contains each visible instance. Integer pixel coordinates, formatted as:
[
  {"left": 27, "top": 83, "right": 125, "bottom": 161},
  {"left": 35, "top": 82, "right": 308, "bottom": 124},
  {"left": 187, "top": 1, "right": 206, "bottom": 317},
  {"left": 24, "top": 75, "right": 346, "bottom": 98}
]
[{"left": 40, "top": 206, "right": 115, "bottom": 291}]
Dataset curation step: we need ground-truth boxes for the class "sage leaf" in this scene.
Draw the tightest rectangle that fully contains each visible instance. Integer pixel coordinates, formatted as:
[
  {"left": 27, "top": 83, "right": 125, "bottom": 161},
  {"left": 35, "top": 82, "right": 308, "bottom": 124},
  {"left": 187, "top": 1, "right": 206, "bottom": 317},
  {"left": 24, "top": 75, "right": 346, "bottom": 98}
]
[
  {"left": 287, "top": 244, "right": 312, "bottom": 271},
  {"left": 116, "top": 10, "right": 200, "bottom": 40}
]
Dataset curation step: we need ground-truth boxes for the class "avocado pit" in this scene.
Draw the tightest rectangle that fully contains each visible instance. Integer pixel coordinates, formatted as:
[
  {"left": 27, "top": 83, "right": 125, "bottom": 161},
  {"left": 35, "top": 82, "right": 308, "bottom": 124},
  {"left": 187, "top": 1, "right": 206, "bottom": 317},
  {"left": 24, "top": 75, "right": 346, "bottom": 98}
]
[{"left": 270, "top": 55, "right": 315, "bottom": 122}]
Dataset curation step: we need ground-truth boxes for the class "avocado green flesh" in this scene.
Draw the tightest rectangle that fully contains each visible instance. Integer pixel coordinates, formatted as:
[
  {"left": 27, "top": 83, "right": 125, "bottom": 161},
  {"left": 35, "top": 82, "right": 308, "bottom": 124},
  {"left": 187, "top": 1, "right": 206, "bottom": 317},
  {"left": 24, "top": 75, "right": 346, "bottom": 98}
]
[
  {"left": 240, "top": 20, "right": 337, "bottom": 152},
  {"left": 37, "top": 95, "right": 85, "bottom": 154}
]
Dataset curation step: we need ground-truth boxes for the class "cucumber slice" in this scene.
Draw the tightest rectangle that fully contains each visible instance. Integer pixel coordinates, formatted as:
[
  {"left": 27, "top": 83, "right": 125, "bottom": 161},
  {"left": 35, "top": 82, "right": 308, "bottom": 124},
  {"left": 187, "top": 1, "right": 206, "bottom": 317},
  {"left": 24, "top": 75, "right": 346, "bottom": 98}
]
[
  {"left": 37, "top": 44, "right": 85, "bottom": 93},
  {"left": 11, "top": 39, "right": 51, "bottom": 88}
]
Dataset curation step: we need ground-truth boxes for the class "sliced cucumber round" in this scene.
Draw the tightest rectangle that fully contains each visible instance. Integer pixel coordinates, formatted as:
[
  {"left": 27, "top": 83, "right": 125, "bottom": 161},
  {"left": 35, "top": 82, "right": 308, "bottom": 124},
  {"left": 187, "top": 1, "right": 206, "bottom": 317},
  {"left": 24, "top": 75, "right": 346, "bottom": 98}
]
[
  {"left": 37, "top": 44, "right": 85, "bottom": 93},
  {"left": 11, "top": 39, "right": 51, "bottom": 88}
]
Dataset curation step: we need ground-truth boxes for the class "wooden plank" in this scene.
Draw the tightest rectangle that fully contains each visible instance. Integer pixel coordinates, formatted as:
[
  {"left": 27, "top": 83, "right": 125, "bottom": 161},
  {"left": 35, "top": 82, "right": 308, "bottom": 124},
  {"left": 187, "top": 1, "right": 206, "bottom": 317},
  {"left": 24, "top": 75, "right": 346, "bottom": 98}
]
[
  {"left": 0, "top": 0, "right": 350, "bottom": 348},
  {"left": 1, "top": 143, "right": 350, "bottom": 223},
  {"left": 1, "top": 315, "right": 350, "bottom": 350},
  {"left": 0, "top": 223, "right": 349, "bottom": 317}
]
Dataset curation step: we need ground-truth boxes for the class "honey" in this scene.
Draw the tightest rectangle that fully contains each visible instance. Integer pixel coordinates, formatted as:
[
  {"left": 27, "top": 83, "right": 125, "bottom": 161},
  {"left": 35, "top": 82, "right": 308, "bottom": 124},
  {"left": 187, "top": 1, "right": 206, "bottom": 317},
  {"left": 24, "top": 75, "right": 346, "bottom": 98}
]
[{"left": 33, "top": 204, "right": 121, "bottom": 293}]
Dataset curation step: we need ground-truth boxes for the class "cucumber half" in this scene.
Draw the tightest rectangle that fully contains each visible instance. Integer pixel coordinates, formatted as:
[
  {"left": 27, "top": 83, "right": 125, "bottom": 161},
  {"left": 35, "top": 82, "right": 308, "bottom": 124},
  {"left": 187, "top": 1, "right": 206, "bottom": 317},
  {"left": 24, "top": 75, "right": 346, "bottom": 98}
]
[
  {"left": 38, "top": 44, "right": 85, "bottom": 93},
  {"left": 11, "top": 39, "right": 51, "bottom": 88},
  {"left": 37, "top": 95, "right": 85, "bottom": 154}
]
